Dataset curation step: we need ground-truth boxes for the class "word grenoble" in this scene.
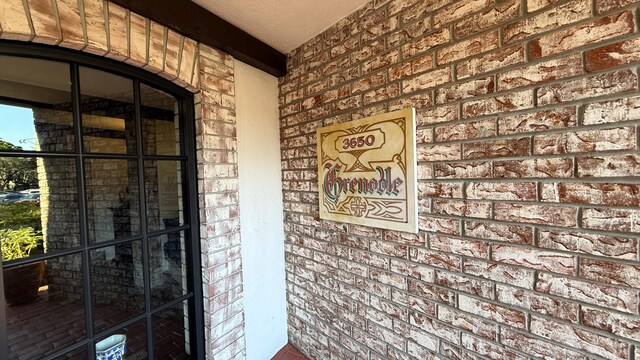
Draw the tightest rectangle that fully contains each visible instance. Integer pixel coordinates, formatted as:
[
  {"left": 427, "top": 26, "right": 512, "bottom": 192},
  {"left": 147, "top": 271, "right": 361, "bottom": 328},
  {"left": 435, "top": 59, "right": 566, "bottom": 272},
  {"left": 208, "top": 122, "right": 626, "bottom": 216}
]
[{"left": 323, "top": 163, "right": 403, "bottom": 203}]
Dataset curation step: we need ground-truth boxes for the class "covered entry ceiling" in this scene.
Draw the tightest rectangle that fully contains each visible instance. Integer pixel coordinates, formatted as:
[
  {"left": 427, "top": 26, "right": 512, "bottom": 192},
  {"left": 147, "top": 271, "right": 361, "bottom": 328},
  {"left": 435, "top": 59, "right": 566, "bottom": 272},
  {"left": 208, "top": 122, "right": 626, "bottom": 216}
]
[{"left": 192, "top": 0, "right": 371, "bottom": 53}]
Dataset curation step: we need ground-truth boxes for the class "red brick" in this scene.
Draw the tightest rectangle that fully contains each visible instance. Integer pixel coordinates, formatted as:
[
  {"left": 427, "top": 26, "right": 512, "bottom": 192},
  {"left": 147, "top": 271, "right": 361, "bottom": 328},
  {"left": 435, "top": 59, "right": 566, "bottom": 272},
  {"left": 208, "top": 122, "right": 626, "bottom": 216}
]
[
  {"left": 402, "top": 28, "right": 452, "bottom": 58},
  {"left": 582, "top": 306, "right": 640, "bottom": 342},
  {"left": 527, "top": 0, "right": 567, "bottom": 12},
  {"left": 583, "top": 95, "right": 640, "bottom": 125},
  {"left": 464, "top": 259, "right": 535, "bottom": 288},
  {"left": 458, "top": 295, "right": 526, "bottom": 328},
  {"left": 538, "top": 69, "right": 637, "bottom": 105},
  {"left": 538, "top": 230, "right": 638, "bottom": 260},
  {"left": 410, "top": 247, "right": 462, "bottom": 272},
  {"left": 596, "top": 0, "right": 637, "bottom": 14},
  {"left": 504, "top": 0, "right": 590, "bottom": 43},
  {"left": 464, "top": 221, "right": 534, "bottom": 245},
  {"left": 463, "top": 138, "right": 530, "bottom": 160},
  {"left": 418, "top": 181, "right": 463, "bottom": 198},
  {"left": 408, "top": 311, "right": 460, "bottom": 344},
  {"left": 536, "top": 272, "right": 639, "bottom": 313},
  {"left": 436, "top": 30, "right": 499, "bottom": 65},
  {"left": 408, "top": 279, "right": 457, "bottom": 306},
  {"left": 371, "top": 240, "right": 408, "bottom": 259},
  {"left": 541, "top": 182, "right": 640, "bottom": 206},
  {"left": 392, "top": 321, "right": 438, "bottom": 352},
  {"left": 498, "top": 107, "right": 576, "bottom": 135},
  {"left": 435, "top": 77, "right": 495, "bottom": 104},
  {"left": 498, "top": 54, "right": 582, "bottom": 90},
  {"left": 437, "top": 271, "right": 494, "bottom": 299},
  {"left": 494, "top": 203, "right": 577, "bottom": 227},
  {"left": 363, "top": 84, "right": 400, "bottom": 105},
  {"left": 580, "top": 258, "right": 640, "bottom": 287},
  {"left": 533, "top": 127, "right": 636, "bottom": 154},
  {"left": 430, "top": 234, "right": 490, "bottom": 258},
  {"left": 389, "top": 92, "right": 433, "bottom": 111},
  {"left": 356, "top": 11, "right": 398, "bottom": 43},
  {"left": 530, "top": 316, "right": 629, "bottom": 359},
  {"left": 402, "top": 67, "right": 451, "bottom": 93},
  {"left": 492, "top": 245, "right": 575, "bottom": 275},
  {"left": 587, "top": 37, "right": 640, "bottom": 71},
  {"left": 455, "top": 0, "right": 520, "bottom": 38},
  {"left": 433, "top": 0, "right": 493, "bottom": 28},
  {"left": 399, "top": 0, "right": 451, "bottom": 22},
  {"left": 438, "top": 307, "right": 497, "bottom": 340},
  {"left": 417, "top": 104, "right": 459, "bottom": 126},
  {"left": 417, "top": 144, "right": 461, "bottom": 162},
  {"left": 582, "top": 207, "right": 640, "bottom": 233},
  {"left": 461, "top": 334, "right": 528, "bottom": 360},
  {"left": 466, "top": 182, "right": 536, "bottom": 201},
  {"left": 456, "top": 45, "right": 525, "bottom": 79},
  {"left": 493, "top": 158, "right": 574, "bottom": 178},
  {"left": 577, "top": 154, "right": 640, "bottom": 177},
  {"left": 500, "top": 329, "right": 588, "bottom": 360},
  {"left": 391, "top": 289, "right": 437, "bottom": 316},
  {"left": 496, "top": 284, "right": 579, "bottom": 322},
  {"left": 438, "top": 120, "right": 495, "bottom": 144},
  {"left": 530, "top": 11, "right": 635, "bottom": 59},
  {"left": 390, "top": 259, "right": 434, "bottom": 282},
  {"left": 363, "top": 49, "right": 399, "bottom": 74},
  {"left": 463, "top": 90, "right": 534, "bottom": 118},
  {"left": 433, "top": 199, "right": 492, "bottom": 218},
  {"left": 434, "top": 161, "right": 491, "bottom": 179}
]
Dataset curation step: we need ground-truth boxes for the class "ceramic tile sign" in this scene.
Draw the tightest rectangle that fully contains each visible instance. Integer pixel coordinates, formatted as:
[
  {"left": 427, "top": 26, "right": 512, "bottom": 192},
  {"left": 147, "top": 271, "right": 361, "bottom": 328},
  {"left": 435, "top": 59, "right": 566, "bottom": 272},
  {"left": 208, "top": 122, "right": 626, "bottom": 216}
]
[{"left": 317, "top": 108, "right": 418, "bottom": 233}]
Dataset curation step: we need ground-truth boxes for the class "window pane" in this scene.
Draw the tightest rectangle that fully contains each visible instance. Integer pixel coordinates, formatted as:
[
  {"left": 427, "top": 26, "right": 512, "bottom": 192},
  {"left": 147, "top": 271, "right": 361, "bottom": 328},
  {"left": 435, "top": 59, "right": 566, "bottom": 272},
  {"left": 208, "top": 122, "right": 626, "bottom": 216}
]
[
  {"left": 91, "top": 240, "right": 145, "bottom": 333},
  {"left": 1, "top": 157, "right": 80, "bottom": 263},
  {"left": 95, "top": 319, "right": 148, "bottom": 360},
  {"left": 150, "top": 230, "right": 188, "bottom": 307},
  {"left": 4, "top": 252, "right": 86, "bottom": 359},
  {"left": 53, "top": 346, "right": 88, "bottom": 360},
  {"left": 0, "top": 56, "right": 75, "bottom": 153},
  {"left": 153, "top": 300, "right": 191, "bottom": 359},
  {"left": 145, "top": 161, "right": 185, "bottom": 232},
  {"left": 80, "top": 67, "right": 136, "bottom": 155},
  {"left": 85, "top": 159, "right": 140, "bottom": 243},
  {"left": 141, "top": 84, "right": 180, "bottom": 156}
]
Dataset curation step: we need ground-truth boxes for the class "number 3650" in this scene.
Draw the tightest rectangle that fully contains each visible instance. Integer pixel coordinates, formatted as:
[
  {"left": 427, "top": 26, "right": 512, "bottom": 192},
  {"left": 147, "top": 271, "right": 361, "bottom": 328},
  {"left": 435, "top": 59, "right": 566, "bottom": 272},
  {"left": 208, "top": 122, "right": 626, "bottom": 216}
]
[{"left": 342, "top": 135, "right": 375, "bottom": 149}]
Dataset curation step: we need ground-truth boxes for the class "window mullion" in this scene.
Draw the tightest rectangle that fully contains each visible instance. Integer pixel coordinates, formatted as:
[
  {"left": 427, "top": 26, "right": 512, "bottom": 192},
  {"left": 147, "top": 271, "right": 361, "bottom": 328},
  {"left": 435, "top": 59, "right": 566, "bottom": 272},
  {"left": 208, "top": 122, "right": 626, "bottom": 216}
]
[{"left": 71, "top": 62, "right": 95, "bottom": 360}]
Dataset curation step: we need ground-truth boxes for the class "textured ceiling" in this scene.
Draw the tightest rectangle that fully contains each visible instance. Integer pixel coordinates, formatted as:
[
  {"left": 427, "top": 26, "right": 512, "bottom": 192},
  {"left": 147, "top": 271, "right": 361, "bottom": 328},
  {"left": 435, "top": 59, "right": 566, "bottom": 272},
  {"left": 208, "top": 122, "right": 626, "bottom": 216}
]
[{"left": 192, "top": 0, "right": 370, "bottom": 54}]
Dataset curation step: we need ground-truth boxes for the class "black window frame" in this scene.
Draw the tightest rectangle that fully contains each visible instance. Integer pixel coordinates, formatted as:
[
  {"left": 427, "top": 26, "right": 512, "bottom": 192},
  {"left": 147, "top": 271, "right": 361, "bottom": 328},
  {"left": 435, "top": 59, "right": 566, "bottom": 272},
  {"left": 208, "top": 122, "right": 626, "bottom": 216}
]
[{"left": 0, "top": 40, "right": 205, "bottom": 360}]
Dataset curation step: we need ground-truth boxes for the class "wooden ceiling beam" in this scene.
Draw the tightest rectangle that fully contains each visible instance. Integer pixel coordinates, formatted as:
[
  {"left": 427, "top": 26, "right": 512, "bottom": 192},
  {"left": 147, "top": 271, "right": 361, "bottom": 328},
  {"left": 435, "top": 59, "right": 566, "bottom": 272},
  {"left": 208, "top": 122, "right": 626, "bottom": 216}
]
[{"left": 109, "top": 0, "right": 287, "bottom": 77}]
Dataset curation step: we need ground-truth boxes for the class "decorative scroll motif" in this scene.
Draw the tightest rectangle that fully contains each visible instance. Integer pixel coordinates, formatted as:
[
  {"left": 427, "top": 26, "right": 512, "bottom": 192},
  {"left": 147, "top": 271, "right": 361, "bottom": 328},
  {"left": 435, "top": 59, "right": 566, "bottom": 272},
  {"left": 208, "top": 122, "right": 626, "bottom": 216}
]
[{"left": 317, "top": 108, "right": 418, "bottom": 233}]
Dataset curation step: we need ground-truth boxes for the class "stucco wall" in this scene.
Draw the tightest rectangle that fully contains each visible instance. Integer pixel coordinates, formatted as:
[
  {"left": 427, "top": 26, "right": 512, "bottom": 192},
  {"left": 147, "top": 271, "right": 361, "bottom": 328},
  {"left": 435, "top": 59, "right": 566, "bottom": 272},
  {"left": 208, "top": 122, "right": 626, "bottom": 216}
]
[
  {"left": 279, "top": 0, "right": 640, "bottom": 359},
  {"left": 236, "top": 60, "right": 288, "bottom": 360}
]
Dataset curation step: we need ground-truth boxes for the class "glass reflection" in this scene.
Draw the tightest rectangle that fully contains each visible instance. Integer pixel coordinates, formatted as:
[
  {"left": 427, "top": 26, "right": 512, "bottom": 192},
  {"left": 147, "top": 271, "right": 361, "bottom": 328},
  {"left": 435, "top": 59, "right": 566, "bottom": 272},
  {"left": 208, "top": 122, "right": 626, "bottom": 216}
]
[
  {"left": 0, "top": 56, "right": 75, "bottom": 153},
  {"left": 91, "top": 240, "right": 145, "bottom": 333},
  {"left": 141, "top": 83, "right": 180, "bottom": 156},
  {"left": 0, "top": 157, "right": 80, "bottom": 261},
  {"left": 53, "top": 346, "right": 88, "bottom": 360},
  {"left": 145, "top": 161, "right": 184, "bottom": 232},
  {"left": 95, "top": 319, "right": 148, "bottom": 360},
  {"left": 150, "top": 231, "right": 188, "bottom": 307},
  {"left": 153, "top": 301, "right": 191, "bottom": 359},
  {"left": 4, "top": 253, "right": 86, "bottom": 359},
  {"left": 85, "top": 159, "right": 140, "bottom": 243},
  {"left": 80, "top": 67, "right": 136, "bottom": 155}
]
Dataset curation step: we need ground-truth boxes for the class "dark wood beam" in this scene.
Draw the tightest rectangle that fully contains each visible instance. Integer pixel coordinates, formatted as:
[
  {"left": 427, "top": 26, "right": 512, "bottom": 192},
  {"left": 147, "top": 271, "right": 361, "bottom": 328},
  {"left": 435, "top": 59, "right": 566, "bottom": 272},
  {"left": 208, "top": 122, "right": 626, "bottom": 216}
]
[{"left": 109, "top": 0, "right": 287, "bottom": 77}]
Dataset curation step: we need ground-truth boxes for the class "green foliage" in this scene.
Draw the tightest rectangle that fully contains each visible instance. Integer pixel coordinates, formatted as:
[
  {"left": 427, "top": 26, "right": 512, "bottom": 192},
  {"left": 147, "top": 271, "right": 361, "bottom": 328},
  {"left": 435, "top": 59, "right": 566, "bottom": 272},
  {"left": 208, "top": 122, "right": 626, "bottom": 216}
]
[
  {"left": 0, "top": 202, "right": 41, "bottom": 228},
  {"left": 0, "top": 140, "right": 38, "bottom": 191},
  {"left": 0, "top": 202, "right": 42, "bottom": 261},
  {"left": 0, "top": 227, "right": 42, "bottom": 261}
]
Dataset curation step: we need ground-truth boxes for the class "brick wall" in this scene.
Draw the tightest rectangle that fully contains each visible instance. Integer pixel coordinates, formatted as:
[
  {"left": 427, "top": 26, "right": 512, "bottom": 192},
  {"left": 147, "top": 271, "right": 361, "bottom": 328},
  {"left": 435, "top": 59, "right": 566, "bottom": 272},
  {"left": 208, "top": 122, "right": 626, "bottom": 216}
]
[
  {"left": 1, "top": 1, "right": 245, "bottom": 358},
  {"left": 279, "top": 0, "right": 640, "bottom": 359}
]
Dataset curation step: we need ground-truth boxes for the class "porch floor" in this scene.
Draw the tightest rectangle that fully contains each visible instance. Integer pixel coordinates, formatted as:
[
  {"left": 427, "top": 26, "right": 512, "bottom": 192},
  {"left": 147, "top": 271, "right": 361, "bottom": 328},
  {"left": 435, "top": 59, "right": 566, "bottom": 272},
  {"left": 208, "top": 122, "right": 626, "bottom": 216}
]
[{"left": 272, "top": 343, "right": 308, "bottom": 360}]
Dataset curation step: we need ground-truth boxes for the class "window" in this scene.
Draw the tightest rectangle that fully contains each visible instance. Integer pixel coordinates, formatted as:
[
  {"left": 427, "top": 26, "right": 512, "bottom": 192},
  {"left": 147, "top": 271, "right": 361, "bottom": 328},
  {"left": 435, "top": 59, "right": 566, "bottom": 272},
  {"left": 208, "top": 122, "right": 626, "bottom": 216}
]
[{"left": 0, "top": 44, "right": 203, "bottom": 359}]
